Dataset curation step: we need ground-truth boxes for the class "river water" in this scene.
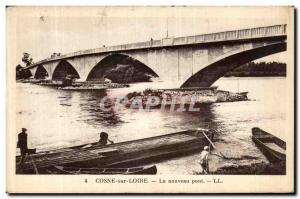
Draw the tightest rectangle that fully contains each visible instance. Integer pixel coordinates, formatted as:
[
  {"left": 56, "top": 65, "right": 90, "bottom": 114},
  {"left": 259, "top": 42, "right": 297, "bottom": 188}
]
[{"left": 16, "top": 77, "right": 287, "bottom": 174}]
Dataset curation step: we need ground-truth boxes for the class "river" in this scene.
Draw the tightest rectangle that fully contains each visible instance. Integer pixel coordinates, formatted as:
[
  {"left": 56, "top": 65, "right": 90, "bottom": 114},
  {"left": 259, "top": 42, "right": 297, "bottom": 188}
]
[{"left": 16, "top": 77, "right": 287, "bottom": 174}]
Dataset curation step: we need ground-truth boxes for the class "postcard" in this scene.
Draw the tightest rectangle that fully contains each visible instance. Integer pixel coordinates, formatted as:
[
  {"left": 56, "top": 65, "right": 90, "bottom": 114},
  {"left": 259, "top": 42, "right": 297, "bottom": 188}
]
[{"left": 6, "top": 6, "right": 294, "bottom": 193}]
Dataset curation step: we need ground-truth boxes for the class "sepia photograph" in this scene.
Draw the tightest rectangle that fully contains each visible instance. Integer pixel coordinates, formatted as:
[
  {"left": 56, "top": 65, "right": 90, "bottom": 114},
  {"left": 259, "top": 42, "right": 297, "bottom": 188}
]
[{"left": 6, "top": 6, "right": 294, "bottom": 193}]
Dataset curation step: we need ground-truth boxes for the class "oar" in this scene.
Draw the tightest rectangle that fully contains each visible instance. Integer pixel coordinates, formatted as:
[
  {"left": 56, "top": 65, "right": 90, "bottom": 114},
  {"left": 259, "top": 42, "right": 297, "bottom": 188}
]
[
  {"left": 29, "top": 154, "right": 39, "bottom": 174},
  {"left": 202, "top": 131, "right": 217, "bottom": 148},
  {"left": 201, "top": 131, "right": 229, "bottom": 159}
]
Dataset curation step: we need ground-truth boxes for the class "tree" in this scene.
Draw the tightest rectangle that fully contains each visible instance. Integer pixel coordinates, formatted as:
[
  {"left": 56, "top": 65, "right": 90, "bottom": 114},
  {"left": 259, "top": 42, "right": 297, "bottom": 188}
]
[
  {"left": 16, "top": 64, "right": 32, "bottom": 79},
  {"left": 21, "top": 52, "right": 33, "bottom": 66},
  {"left": 16, "top": 64, "right": 22, "bottom": 79}
]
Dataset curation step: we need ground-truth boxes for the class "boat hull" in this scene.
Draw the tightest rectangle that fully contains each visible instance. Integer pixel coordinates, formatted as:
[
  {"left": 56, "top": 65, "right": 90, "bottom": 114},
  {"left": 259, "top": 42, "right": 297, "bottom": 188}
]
[
  {"left": 252, "top": 127, "right": 286, "bottom": 163},
  {"left": 46, "top": 165, "right": 157, "bottom": 175},
  {"left": 16, "top": 129, "right": 214, "bottom": 174}
]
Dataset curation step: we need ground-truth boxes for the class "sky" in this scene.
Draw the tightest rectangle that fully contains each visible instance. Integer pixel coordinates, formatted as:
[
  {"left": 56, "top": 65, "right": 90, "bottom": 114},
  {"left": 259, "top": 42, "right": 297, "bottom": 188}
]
[{"left": 7, "top": 6, "right": 290, "bottom": 66}]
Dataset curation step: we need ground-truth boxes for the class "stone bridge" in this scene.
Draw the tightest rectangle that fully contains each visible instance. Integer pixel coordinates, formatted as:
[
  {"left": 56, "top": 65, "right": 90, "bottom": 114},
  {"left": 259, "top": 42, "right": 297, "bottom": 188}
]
[{"left": 26, "top": 24, "right": 287, "bottom": 87}]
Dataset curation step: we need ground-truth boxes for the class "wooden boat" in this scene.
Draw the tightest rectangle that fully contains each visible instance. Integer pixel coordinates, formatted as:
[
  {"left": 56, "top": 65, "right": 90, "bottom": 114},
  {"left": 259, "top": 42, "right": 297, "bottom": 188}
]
[
  {"left": 252, "top": 127, "right": 286, "bottom": 162},
  {"left": 46, "top": 165, "right": 157, "bottom": 175},
  {"left": 16, "top": 129, "right": 213, "bottom": 174}
]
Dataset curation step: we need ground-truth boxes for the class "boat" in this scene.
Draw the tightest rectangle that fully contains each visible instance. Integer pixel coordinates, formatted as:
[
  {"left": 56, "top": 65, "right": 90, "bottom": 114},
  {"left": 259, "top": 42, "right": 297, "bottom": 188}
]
[
  {"left": 16, "top": 128, "right": 214, "bottom": 174},
  {"left": 252, "top": 127, "right": 286, "bottom": 162},
  {"left": 46, "top": 165, "right": 157, "bottom": 175},
  {"left": 59, "top": 86, "right": 107, "bottom": 91}
]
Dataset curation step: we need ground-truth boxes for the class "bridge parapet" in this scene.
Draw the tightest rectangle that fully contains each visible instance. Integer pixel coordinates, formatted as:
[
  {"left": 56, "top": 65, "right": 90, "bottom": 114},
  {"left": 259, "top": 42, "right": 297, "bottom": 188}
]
[
  {"left": 178, "top": 24, "right": 286, "bottom": 45},
  {"left": 27, "top": 24, "right": 287, "bottom": 69}
]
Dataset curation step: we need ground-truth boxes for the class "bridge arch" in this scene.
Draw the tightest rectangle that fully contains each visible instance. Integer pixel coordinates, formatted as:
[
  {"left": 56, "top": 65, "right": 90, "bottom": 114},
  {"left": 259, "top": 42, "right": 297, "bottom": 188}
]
[
  {"left": 181, "top": 42, "right": 287, "bottom": 88},
  {"left": 86, "top": 53, "right": 158, "bottom": 83},
  {"left": 52, "top": 60, "right": 80, "bottom": 81},
  {"left": 34, "top": 65, "right": 49, "bottom": 79}
]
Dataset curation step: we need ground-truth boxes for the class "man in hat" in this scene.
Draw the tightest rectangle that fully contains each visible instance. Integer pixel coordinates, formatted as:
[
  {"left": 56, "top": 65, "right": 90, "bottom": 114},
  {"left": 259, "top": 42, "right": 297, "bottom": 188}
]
[
  {"left": 17, "top": 128, "right": 28, "bottom": 164},
  {"left": 198, "top": 145, "right": 210, "bottom": 174}
]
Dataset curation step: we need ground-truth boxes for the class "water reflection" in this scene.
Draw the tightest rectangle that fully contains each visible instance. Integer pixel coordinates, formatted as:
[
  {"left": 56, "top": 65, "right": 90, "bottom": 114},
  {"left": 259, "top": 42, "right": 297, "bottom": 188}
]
[{"left": 77, "top": 90, "right": 123, "bottom": 126}]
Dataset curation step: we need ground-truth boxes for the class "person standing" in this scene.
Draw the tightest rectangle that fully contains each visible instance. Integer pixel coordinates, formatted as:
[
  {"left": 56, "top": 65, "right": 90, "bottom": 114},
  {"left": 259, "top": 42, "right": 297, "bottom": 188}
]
[
  {"left": 17, "top": 128, "right": 28, "bottom": 164},
  {"left": 198, "top": 146, "right": 210, "bottom": 174}
]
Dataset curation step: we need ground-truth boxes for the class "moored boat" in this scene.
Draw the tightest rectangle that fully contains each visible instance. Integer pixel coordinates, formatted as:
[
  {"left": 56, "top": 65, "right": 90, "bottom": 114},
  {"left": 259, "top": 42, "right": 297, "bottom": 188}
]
[
  {"left": 252, "top": 127, "right": 286, "bottom": 162},
  {"left": 46, "top": 165, "right": 157, "bottom": 175},
  {"left": 16, "top": 128, "right": 214, "bottom": 174}
]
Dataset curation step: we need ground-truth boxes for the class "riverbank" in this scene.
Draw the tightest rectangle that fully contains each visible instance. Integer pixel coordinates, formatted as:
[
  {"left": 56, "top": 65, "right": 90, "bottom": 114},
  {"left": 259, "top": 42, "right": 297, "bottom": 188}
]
[
  {"left": 59, "top": 82, "right": 129, "bottom": 90},
  {"left": 17, "top": 79, "right": 130, "bottom": 90}
]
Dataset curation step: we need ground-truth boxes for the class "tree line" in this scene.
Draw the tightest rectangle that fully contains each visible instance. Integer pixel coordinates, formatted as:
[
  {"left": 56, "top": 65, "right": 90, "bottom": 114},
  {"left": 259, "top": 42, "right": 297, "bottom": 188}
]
[
  {"left": 16, "top": 52, "right": 62, "bottom": 80},
  {"left": 225, "top": 61, "right": 286, "bottom": 77}
]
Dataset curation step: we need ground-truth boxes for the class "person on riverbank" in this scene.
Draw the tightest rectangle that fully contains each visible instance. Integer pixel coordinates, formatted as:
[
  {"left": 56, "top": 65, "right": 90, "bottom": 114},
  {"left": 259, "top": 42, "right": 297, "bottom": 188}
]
[
  {"left": 198, "top": 146, "right": 210, "bottom": 174},
  {"left": 99, "top": 132, "right": 114, "bottom": 145},
  {"left": 17, "top": 128, "right": 28, "bottom": 164}
]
